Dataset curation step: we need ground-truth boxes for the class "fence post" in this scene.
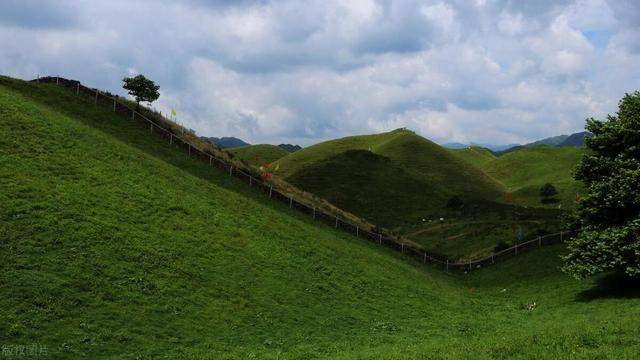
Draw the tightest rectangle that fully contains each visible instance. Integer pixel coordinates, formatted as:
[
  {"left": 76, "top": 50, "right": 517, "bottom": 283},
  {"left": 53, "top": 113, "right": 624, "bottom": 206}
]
[
  {"left": 469, "top": 260, "right": 472, "bottom": 271},
  {"left": 491, "top": 254, "right": 494, "bottom": 264},
  {"left": 56, "top": 76, "right": 59, "bottom": 85},
  {"left": 113, "top": 98, "right": 117, "bottom": 112},
  {"left": 37, "top": 74, "right": 40, "bottom": 83},
  {"left": 249, "top": 176, "right": 252, "bottom": 186},
  {"left": 289, "top": 197, "right": 292, "bottom": 208},
  {"left": 169, "top": 134, "right": 173, "bottom": 145},
  {"left": 76, "top": 83, "right": 80, "bottom": 95},
  {"left": 335, "top": 217, "right": 338, "bottom": 228},
  {"left": 401, "top": 243, "right": 404, "bottom": 253},
  {"left": 209, "top": 156, "right": 212, "bottom": 165},
  {"left": 150, "top": 123, "right": 153, "bottom": 133},
  {"left": 560, "top": 231, "right": 563, "bottom": 242},
  {"left": 446, "top": 259, "right": 449, "bottom": 271},
  {"left": 538, "top": 236, "right": 542, "bottom": 247},
  {"left": 424, "top": 252, "right": 427, "bottom": 264},
  {"left": 379, "top": 234, "right": 382, "bottom": 245},
  {"left": 269, "top": 186, "right": 273, "bottom": 198},
  {"left": 95, "top": 89, "right": 98, "bottom": 103},
  {"left": 313, "top": 207, "right": 316, "bottom": 219},
  {"left": 188, "top": 145, "right": 191, "bottom": 157},
  {"left": 356, "top": 226, "right": 359, "bottom": 237},
  {"left": 229, "top": 166, "right": 233, "bottom": 176},
  {"left": 132, "top": 111, "right": 135, "bottom": 120}
]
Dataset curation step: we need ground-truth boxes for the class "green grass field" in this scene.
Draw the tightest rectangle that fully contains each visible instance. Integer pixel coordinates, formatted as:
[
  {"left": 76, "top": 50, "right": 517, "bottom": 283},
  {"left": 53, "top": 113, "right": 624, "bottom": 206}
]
[
  {"left": 276, "top": 129, "right": 505, "bottom": 232},
  {"left": 275, "top": 129, "right": 581, "bottom": 255},
  {"left": 229, "top": 144, "right": 290, "bottom": 167},
  {"left": 480, "top": 146, "right": 585, "bottom": 207},
  {"left": 449, "top": 146, "right": 498, "bottom": 168},
  {"left": 2, "top": 76, "right": 638, "bottom": 359}
]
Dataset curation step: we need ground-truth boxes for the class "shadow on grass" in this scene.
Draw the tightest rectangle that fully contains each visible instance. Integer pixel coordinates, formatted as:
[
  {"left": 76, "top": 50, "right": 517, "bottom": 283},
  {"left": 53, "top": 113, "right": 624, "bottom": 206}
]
[{"left": 576, "top": 272, "right": 640, "bottom": 302}]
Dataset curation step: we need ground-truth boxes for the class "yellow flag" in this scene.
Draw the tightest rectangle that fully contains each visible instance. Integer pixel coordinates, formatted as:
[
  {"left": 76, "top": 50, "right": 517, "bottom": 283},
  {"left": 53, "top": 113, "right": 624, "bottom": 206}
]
[
  {"left": 274, "top": 164, "right": 280, "bottom": 172},
  {"left": 171, "top": 108, "right": 177, "bottom": 116}
]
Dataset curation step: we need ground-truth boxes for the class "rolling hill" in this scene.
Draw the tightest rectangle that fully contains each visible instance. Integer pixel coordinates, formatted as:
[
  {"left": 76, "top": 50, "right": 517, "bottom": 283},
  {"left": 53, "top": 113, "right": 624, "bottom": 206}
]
[
  {"left": 448, "top": 146, "right": 498, "bottom": 168},
  {"left": 2, "top": 76, "right": 640, "bottom": 358},
  {"left": 229, "top": 144, "right": 290, "bottom": 165},
  {"left": 203, "top": 136, "right": 249, "bottom": 148},
  {"left": 275, "top": 129, "right": 504, "bottom": 229},
  {"left": 480, "top": 146, "right": 585, "bottom": 207}
]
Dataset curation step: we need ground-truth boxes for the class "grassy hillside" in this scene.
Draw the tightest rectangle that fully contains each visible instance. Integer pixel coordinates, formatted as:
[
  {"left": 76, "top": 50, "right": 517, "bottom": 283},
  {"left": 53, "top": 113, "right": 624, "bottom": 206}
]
[
  {"left": 449, "top": 146, "right": 498, "bottom": 168},
  {"left": 482, "top": 146, "right": 585, "bottom": 207},
  {"left": 2, "top": 76, "right": 639, "bottom": 358},
  {"left": 229, "top": 144, "right": 289, "bottom": 166},
  {"left": 276, "top": 129, "right": 504, "bottom": 231},
  {"left": 286, "top": 150, "right": 449, "bottom": 229}
]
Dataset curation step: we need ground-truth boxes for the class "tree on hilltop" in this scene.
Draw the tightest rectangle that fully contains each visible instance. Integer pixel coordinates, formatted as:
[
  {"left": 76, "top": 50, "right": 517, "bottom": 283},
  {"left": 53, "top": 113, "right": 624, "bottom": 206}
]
[
  {"left": 122, "top": 74, "right": 160, "bottom": 110},
  {"left": 563, "top": 90, "right": 640, "bottom": 279}
]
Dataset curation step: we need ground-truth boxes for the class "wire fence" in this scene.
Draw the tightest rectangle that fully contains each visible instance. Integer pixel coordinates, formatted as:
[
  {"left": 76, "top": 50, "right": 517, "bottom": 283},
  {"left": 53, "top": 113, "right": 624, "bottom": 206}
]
[{"left": 34, "top": 75, "right": 575, "bottom": 272}]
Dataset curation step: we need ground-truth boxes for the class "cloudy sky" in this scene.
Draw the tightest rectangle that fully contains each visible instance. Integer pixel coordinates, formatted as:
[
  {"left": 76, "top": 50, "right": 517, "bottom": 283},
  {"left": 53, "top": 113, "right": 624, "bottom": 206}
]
[{"left": 1, "top": 0, "right": 639, "bottom": 146}]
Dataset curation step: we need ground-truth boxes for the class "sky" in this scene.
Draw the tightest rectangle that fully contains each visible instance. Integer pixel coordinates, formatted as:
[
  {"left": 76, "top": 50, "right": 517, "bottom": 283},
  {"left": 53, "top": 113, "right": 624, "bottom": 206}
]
[{"left": 1, "top": 0, "right": 639, "bottom": 146}]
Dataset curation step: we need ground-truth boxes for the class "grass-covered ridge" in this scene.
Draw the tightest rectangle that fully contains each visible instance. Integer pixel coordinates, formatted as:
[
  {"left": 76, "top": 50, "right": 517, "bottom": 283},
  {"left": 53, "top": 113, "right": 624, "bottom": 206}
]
[
  {"left": 229, "top": 143, "right": 290, "bottom": 166},
  {"left": 2, "top": 76, "right": 638, "bottom": 358},
  {"left": 481, "top": 146, "right": 585, "bottom": 207},
  {"left": 276, "top": 129, "right": 504, "bottom": 229}
]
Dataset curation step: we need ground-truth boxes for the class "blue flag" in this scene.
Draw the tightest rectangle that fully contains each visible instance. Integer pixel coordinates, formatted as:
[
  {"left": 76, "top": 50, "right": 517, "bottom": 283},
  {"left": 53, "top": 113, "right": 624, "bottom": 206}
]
[{"left": 517, "top": 226, "right": 523, "bottom": 241}]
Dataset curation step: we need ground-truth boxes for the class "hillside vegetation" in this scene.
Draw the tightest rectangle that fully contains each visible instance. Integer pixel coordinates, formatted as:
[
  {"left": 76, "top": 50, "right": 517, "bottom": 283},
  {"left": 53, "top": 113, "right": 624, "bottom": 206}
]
[
  {"left": 229, "top": 144, "right": 290, "bottom": 166},
  {"left": 1, "top": 76, "right": 640, "bottom": 358},
  {"left": 449, "top": 146, "right": 498, "bottom": 168},
  {"left": 480, "top": 146, "right": 585, "bottom": 207},
  {"left": 276, "top": 129, "right": 504, "bottom": 230}
]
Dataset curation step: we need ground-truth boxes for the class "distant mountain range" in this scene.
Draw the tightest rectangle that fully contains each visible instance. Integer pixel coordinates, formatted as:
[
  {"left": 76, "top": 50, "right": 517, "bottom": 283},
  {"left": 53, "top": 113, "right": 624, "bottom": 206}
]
[
  {"left": 443, "top": 131, "right": 592, "bottom": 153},
  {"left": 203, "top": 136, "right": 250, "bottom": 149},
  {"left": 278, "top": 144, "right": 302, "bottom": 152},
  {"left": 203, "top": 136, "right": 302, "bottom": 152}
]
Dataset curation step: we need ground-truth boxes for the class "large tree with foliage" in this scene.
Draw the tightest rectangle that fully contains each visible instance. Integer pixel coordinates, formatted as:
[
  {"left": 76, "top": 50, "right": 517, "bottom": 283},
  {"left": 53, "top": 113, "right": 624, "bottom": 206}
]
[
  {"left": 122, "top": 74, "right": 160, "bottom": 110},
  {"left": 563, "top": 91, "right": 640, "bottom": 278}
]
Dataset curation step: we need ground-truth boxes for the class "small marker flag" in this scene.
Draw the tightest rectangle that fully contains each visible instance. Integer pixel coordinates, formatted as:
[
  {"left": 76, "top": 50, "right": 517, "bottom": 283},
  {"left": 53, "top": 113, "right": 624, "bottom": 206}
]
[
  {"left": 274, "top": 163, "right": 280, "bottom": 172},
  {"left": 517, "top": 226, "right": 523, "bottom": 241},
  {"left": 171, "top": 108, "right": 177, "bottom": 116}
]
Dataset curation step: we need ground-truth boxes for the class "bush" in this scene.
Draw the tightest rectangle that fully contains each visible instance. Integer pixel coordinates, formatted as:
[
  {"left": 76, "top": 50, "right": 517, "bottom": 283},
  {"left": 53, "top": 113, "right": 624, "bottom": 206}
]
[{"left": 446, "top": 196, "right": 464, "bottom": 210}]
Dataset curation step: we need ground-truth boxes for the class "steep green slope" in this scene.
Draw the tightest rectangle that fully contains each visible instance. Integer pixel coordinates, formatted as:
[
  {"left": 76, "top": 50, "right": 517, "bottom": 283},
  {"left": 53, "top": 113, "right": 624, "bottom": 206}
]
[
  {"left": 449, "top": 146, "right": 498, "bottom": 168},
  {"left": 286, "top": 150, "right": 448, "bottom": 229},
  {"left": 482, "top": 146, "right": 585, "bottom": 207},
  {"left": 277, "top": 129, "right": 504, "bottom": 230},
  {"left": 2, "top": 77, "right": 639, "bottom": 359},
  {"left": 229, "top": 144, "right": 289, "bottom": 166}
]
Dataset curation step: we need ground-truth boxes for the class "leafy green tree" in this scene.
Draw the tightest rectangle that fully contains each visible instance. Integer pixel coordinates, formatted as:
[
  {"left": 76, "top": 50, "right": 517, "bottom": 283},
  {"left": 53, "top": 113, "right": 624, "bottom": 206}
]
[
  {"left": 122, "top": 74, "right": 160, "bottom": 110},
  {"left": 563, "top": 91, "right": 640, "bottom": 278}
]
